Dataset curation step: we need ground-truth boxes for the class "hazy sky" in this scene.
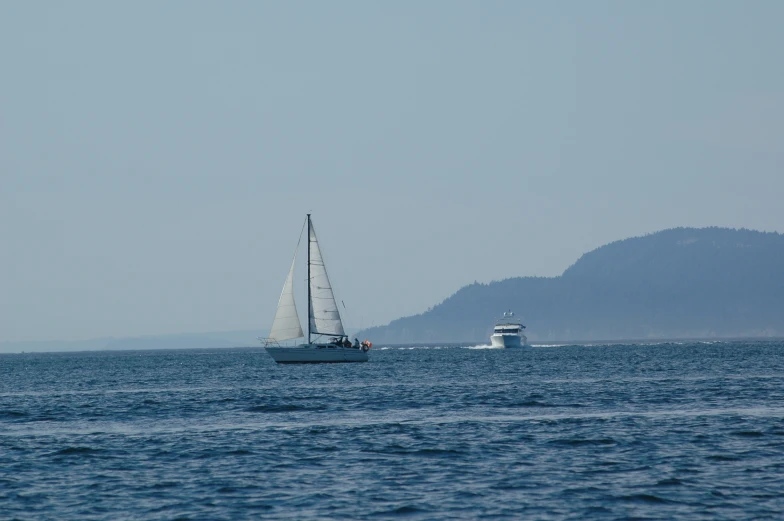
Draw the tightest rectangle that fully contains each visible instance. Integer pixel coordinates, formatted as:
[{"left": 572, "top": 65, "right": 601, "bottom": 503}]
[{"left": 2, "top": 1, "right": 783, "bottom": 342}]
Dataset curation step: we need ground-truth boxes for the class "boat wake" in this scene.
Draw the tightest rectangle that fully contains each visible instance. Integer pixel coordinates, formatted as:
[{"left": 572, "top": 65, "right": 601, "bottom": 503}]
[
  {"left": 377, "top": 344, "right": 506, "bottom": 351},
  {"left": 378, "top": 346, "right": 447, "bottom": 351}
]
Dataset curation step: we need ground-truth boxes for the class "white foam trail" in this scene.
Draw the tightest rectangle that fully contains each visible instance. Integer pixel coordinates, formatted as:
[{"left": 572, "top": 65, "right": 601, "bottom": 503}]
[{"left": 377, "top": 346, "right": 447, "bottom": 351}]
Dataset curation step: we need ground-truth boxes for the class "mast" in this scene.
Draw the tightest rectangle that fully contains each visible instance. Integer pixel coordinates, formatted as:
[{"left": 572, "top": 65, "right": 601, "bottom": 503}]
[{"left": 307, "top": 213, "right": 311, "bottom": 344}]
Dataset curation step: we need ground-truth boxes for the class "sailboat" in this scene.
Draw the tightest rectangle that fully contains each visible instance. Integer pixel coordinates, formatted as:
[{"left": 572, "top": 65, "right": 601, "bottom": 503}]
[{"left": 261, "top": 214, "right": 370, "bottom": 364}]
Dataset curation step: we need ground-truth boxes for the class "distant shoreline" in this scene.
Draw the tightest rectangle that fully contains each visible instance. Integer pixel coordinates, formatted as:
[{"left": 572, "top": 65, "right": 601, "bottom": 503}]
[
  {"left": 2, "top": 336, "right": 782, "bottom": 355},
  {"left": 535, "top": 336, "right": 784, "bottom": 346},
  {"left": 385, "top": 337, "right": 784, "bottom": 348}
]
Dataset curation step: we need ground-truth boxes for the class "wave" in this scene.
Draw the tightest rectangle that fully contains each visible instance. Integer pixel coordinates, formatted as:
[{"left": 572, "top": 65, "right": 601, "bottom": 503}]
[
  {"left": 51, "top": 446, "right": 102, "bottom": 456},
  {"left": 7, "top": 405, "right": 784, "bottom": 440}
]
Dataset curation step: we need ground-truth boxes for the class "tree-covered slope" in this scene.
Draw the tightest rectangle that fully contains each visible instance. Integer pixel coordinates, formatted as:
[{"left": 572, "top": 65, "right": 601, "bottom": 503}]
[{"left": 361, "top": 228, "right": 784, "bottom": 343}]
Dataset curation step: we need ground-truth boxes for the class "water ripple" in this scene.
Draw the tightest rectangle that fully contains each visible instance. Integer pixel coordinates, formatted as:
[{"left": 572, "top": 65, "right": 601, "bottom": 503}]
[{"left": 1, "top": 342, "right": 783, "bottom": 519}]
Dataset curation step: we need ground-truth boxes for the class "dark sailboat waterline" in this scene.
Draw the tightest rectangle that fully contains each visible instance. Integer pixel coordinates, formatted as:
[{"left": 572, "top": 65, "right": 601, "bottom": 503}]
[{"left": 2, "top": 342, "right": 783, "bottom": 519}]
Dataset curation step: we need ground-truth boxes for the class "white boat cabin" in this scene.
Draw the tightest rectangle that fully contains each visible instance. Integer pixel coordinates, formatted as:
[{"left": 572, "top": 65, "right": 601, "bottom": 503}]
[{"left": 493, "top": 324, "right": 524, "bottom": 335}]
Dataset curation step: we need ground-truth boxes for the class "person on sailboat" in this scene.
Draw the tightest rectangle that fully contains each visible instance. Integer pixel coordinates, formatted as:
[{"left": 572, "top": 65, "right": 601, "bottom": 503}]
[{"left": 353, "top": 338, "right": 360, "bottom": 349}]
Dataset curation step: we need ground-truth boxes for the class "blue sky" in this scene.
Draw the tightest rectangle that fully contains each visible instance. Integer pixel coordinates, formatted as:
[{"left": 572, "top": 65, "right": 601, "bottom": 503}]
[{"left": 2, "top": 1, "right": 783, "bottom": 342}]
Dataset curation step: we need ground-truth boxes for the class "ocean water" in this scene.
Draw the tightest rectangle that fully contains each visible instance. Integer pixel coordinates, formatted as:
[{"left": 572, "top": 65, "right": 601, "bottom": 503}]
[{"left": 1, "top": 342, "right": 783, "bottom": 520}]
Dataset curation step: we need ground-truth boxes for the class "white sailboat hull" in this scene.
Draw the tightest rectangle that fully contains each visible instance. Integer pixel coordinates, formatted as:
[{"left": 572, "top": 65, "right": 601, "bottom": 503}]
[
  {"left": 490, "top": 334, "right": 528, "bottom": 348},
  {"left": 265, "top": 344, "right": 369, "bottom": 364}
]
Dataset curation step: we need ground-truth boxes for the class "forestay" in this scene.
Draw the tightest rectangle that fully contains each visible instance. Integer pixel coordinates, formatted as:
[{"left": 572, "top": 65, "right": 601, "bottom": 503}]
[{"left": 308, "top": 222, "right": 346, "bottom": 336}]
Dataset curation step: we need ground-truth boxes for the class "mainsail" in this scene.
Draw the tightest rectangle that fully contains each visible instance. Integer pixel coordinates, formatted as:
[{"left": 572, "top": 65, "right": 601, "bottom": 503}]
[
  {"left": 268, "top": 252, "right": 304, "bottom": 342},
  {"left": 308, "top": 221, "right": 346, "bottom": 336}
]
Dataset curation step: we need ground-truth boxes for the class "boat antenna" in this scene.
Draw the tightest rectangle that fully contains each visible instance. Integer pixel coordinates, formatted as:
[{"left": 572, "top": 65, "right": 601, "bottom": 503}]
[{"left": 307, "top": 213, "right": 311, "bottom": 344}]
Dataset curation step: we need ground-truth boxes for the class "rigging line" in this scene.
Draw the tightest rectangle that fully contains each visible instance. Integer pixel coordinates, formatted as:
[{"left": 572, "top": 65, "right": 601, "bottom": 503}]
[{"left": 294, "top": 216, "right": 307, "bottom": 251}]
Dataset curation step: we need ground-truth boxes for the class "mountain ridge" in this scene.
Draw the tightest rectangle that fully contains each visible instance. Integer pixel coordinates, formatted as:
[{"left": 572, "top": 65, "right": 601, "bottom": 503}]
[{"left": 359, "top": 227, "right": 784, "bottom": 343}]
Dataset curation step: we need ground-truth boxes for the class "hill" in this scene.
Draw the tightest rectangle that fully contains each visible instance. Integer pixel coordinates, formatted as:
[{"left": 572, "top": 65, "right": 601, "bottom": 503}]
[{"left": 359, "top": 227, "right": 784, "bottom": 343}]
